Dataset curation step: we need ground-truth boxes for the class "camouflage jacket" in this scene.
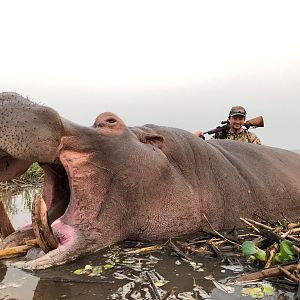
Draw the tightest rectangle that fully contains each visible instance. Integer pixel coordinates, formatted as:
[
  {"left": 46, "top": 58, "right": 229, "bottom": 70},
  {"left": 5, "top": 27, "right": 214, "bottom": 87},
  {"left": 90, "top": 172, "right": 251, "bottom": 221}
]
[{"left": 212, "top": 129, "right": 262, "bottom": 145}]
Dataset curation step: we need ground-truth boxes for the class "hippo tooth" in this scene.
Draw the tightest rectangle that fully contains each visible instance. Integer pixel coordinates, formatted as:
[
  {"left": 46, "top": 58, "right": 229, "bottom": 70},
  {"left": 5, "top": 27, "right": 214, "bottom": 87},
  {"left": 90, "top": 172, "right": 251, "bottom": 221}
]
[
  {"left": 0, "top": 201, "right": 15, "bottom": 238},
  {"left": 32, "top": 194, "right": 59, "bottom": 253}
]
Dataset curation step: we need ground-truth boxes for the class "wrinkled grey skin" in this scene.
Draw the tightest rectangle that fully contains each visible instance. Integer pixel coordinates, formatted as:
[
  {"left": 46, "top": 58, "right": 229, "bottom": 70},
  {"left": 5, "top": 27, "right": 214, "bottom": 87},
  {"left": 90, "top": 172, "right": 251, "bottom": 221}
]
[{"left": 0, "top": 92, "right": 300, "bottom": 269}]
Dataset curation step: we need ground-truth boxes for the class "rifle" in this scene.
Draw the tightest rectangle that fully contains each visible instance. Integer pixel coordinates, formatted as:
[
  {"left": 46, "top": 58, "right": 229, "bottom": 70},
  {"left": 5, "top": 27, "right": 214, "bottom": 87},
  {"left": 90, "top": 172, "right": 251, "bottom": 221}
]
[{"left": 203, "top": 116, "right": 264, "bottom": 135}]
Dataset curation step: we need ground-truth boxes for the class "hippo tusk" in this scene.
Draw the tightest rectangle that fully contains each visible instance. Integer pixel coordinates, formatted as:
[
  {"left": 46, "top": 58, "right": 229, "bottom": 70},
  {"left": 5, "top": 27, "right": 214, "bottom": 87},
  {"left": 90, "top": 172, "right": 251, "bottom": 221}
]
[
  {"left": 0, "top": 201, "right": 15, "bottom": 238},
  {"left": 32, "top": 194, "right": 59, "bottom": 253}
]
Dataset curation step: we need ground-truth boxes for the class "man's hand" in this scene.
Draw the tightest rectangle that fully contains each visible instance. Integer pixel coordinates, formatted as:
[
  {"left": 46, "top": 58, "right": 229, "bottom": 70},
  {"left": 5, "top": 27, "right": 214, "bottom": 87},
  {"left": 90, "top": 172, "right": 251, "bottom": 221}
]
[{"left": 194, "top": 131, "right": 205, "bottom": 139}]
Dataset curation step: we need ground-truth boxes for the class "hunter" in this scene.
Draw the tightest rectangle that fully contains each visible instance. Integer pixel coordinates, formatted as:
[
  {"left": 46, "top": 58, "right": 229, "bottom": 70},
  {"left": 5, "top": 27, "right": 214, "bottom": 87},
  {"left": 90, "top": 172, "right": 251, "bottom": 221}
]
[{"left": 195, "top": 106, "right": 262, "bottom": 144}]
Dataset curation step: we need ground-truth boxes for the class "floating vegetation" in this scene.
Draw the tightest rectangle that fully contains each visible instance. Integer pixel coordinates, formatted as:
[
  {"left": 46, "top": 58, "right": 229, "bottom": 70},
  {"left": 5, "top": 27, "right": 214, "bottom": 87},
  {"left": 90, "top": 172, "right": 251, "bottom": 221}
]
[
  {"left": 241, "top": 283, "right": 274, "bottom": 298},
  {"left": 104, "top": 215, "right": 300, "bottom": 298},
  {"left": 1, "top": 204, "right": 300, "bottom": 298}
]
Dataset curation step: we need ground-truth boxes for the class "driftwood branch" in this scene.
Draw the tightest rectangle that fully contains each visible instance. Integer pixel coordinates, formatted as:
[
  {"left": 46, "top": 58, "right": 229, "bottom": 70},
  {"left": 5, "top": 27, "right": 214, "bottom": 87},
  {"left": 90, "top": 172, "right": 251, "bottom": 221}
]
[
  {"left": 203, "top": 214, "right": 241, "bottom": 247},
  {"left": 145, "top": 271, "right": 161, "bottom": 300},
  {"left": 236, "top": 264, "right": 297, "bottom": 282},
  {"left": 169, "top": 241, "right": 191, "bottom": 261},
  {"left": 0, "top": 244, "right": 33, "bottom": 260}
]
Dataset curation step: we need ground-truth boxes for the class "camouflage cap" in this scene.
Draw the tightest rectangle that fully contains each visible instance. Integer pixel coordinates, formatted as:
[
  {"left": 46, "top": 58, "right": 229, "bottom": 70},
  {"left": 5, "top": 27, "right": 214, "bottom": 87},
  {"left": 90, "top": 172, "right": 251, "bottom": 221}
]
[{"left": 229, "top": 106, "right": 247, "bottom": 117}]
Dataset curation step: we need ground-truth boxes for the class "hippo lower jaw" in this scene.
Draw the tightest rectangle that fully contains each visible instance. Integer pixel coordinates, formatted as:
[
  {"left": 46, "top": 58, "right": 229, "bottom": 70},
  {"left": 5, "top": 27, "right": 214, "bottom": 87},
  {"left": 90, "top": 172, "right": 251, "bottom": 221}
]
[
  {"left": 14, "top": 219, "right": 80, "bottom": 270},
  {"left": 1, "top": 158, "right": 91, "bottom": 269}
]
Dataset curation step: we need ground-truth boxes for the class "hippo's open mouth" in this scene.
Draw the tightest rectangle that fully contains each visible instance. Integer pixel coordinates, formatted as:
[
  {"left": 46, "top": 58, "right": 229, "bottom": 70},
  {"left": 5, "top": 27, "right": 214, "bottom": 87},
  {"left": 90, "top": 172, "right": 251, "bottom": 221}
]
[
  {"left": 32, "top": 161, "right": 71, "bottom": 254},
  {"left": 0, "top": 154, "right": 75, "bottom": 262}
]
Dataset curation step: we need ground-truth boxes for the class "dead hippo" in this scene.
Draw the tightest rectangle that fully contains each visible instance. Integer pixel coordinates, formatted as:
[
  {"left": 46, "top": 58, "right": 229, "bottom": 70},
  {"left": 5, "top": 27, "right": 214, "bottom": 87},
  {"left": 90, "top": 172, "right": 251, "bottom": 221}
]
[{"left": 0, "top": 92, "right": 300, "bottom": 269}]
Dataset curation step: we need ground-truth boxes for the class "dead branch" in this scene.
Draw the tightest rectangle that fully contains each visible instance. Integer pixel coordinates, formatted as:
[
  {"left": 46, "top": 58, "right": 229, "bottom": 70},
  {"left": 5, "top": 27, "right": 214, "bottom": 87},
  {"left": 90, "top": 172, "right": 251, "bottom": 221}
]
[
  {"left": 145, "top": 271, "right": 161, "bottom": 300},
  {"left": 236, "top": 264, "right": 297, "bottom": 282},
  {"left": 183, "top": 244, "right": 213, "bottom": 256},
  {"left": 265, "top": 243, "right": 279, "bottom": 269},
  {"left": 169, "top": 241, "right": 191, "bottom": 261},
  {"left": 203, "top": 214, "right": 241, "bottom": 247},
  {"left": 244, "top": 217, "right": 274, "bottom": 231},
  {"left": 240, "top": 217, "right": 260, "bottom": 233},
  {"left": 125, "top": 245, "right": 162, "bottom": 254},
  {"left": 0, "top": 244, "right": 33, "bottom": 260},
  {"left": 279, "top": 266, "right": 300, "bottom": 282}
]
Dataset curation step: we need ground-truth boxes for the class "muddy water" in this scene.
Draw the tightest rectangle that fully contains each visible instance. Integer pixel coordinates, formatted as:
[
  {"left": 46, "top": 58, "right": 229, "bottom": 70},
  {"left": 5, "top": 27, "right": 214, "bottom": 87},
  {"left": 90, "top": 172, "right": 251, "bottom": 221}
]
[{"left": 0, "top": 188, "right": 296, "bottom": 299}]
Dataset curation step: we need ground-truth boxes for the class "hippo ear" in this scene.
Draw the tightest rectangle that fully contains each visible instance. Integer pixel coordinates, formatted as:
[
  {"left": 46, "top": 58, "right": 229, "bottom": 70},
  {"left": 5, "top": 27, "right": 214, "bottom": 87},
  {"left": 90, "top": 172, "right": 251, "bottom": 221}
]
[{"left": 142, "top": 134, "right": 164, "bottom": 149}]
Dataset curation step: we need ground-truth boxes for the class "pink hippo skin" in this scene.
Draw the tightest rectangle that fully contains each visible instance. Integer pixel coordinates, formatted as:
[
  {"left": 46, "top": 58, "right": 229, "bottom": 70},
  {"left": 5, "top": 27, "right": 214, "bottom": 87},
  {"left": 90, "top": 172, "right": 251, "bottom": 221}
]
[{"left": 0, "top": 92, "right": 300, "bottom": 269}]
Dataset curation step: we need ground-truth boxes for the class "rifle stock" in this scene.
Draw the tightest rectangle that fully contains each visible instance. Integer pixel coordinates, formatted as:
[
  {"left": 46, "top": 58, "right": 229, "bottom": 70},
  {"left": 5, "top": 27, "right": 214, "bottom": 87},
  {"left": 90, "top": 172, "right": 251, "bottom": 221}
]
[{"left": 204, "top": 116, "right": 264, "bottom": 135}]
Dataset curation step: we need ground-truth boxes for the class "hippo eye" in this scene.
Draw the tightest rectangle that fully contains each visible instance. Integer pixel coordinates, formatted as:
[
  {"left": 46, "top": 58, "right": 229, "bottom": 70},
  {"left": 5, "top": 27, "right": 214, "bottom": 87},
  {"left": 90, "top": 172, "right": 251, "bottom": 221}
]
[{"left": 106, "top": 118, "right": 117, "bottom": 124}]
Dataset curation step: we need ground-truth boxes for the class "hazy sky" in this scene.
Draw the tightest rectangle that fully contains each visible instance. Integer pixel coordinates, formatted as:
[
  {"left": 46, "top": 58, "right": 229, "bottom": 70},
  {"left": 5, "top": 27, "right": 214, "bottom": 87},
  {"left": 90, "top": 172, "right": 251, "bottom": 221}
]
[{"left": 1, "top": 1, "right": 300, "bottom": 149}]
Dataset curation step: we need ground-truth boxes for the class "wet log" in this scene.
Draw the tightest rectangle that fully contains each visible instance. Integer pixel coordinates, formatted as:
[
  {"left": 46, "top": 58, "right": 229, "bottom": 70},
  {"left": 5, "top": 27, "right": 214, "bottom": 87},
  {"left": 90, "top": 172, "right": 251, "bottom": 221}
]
[
  {"left": 0, "top": 244, "right": 32, "bottom": 260},
  {"left": 236, "top": 264, "right": 297, "bottom": 282}
]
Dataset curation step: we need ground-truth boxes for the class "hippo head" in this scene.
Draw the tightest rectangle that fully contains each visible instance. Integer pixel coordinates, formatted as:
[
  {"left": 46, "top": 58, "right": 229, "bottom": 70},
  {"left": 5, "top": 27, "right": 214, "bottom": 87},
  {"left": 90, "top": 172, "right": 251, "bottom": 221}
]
[{"left": 0, "top": 92, "right": 192, "bottom": 269}]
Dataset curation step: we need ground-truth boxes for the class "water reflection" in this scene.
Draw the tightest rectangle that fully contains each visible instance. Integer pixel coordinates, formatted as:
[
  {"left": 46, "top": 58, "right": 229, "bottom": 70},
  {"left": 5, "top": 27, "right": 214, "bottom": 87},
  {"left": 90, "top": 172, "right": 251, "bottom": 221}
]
[
  {"left": 0, "top": 188, "right": 297, "bottom": 299},
  {"left": 0, "top": 187, "right": 41, "bottom": 229}
]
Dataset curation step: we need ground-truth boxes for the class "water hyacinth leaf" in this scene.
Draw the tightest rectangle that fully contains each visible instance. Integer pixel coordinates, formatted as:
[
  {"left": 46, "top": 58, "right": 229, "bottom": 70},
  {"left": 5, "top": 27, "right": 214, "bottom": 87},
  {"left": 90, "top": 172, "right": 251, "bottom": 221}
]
[
  {"left": 274, "top": 240, "right": 296, "bottom": 263},
  {"left": 280, "top": 240, "right": 295, "bottom": 258},
  {"left": 154, "top": 279, "right": 168, "bottom": 287},
  {"left": 241, "top": 287, "right": 264, "bottom": 299},
  {"left": 241, "top": 284, "right": 273, "bottom": 299},
  {"left": 247, "top": 255, "right": 257, "bottom": 264},
  {"left": 274, "top": 253, "right": 283, "bottom": 264},
  {"left": 92, "top": 266, "right": 103, "bottom": 274},
  {"left": 242, "top": 241, "right": 258, "bottom": 256},
  {"left": 104, "top": 263, "right": 114, "bottom": 270},
  {"left": 262, "top": 284, "right": 274, "bottom": 296},
  {"left": 255, "top": 250, "right": 267, "bottom": 262},
  {"left": 274, "top": 252, "right": 294, "bottom": 264},
  {"left": 73, "top": 269, "right": 84, "bottom": 275}
]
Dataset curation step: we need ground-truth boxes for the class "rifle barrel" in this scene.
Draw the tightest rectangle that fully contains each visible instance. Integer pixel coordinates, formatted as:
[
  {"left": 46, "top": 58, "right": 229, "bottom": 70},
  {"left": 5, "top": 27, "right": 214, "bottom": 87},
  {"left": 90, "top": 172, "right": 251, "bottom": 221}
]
[{"left": 203, "top": 115, "right": 264, "bottom": 135}]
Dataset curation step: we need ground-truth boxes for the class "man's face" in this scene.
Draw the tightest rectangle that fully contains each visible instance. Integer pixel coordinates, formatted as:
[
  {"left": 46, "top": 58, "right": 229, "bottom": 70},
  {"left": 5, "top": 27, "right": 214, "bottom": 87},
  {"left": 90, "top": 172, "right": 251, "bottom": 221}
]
[{"left": 228, "top": 115, "right": 245, "bottom": 131}]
